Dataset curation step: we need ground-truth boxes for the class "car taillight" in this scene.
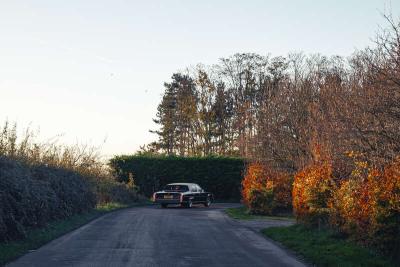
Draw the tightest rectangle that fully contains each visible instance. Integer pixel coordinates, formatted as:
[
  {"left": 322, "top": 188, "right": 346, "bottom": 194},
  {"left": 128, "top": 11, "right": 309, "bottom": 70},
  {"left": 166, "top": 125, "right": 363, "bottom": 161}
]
[{"left": 180, "top": 193, "right": 183, "bottom": 203}]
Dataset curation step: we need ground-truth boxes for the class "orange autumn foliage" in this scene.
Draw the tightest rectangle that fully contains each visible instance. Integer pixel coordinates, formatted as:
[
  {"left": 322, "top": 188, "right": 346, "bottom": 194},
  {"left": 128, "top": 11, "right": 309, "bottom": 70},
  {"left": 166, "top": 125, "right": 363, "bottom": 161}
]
[
  {"left": 243, "top": 150, "right": 400, "bottom": 257},
  {"left": 379, "top": 158, "right": 400, "bottom": 213},
  {"left": 331, "top": 157, "right": 400, "bottom": 256},
  {"left": 374, "top": 158, "right": 400, "bottom": 257},
  {"left": 292, "top": 160, "right": 336, "bottom": 227},
  {"left": 330, "top": 158, "right": 376, "bottom": 241},
  {"left": 242, "top": 162, "right": 292, "bottom": 215}
]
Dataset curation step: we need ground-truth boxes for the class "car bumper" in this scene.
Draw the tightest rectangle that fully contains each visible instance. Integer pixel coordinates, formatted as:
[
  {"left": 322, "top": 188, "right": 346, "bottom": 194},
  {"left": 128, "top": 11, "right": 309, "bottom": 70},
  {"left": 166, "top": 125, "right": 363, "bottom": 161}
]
[{"left": 154, "top": 199, "right": 182, "bottom": 204}]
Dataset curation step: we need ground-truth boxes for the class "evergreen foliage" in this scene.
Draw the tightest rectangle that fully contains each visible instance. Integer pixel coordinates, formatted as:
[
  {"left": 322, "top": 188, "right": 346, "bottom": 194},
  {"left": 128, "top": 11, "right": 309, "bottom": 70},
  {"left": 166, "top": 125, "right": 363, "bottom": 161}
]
[{"left": 109, "top": 155, "right": 245, "bottom": 200}]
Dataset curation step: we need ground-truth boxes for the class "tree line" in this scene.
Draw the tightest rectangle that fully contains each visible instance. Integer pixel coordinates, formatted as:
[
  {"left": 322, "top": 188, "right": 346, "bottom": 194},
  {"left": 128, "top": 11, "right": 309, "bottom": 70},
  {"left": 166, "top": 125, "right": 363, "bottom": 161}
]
[{"left": 147, "top": 15, "right": 399, "bottom": 172}]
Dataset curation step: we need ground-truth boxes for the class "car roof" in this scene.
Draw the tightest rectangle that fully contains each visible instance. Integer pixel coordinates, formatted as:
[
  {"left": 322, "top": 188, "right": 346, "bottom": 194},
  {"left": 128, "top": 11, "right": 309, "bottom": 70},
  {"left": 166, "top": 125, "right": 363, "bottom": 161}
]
[{"left": 167, "top": 183, "right": 199, "bottom": 186}]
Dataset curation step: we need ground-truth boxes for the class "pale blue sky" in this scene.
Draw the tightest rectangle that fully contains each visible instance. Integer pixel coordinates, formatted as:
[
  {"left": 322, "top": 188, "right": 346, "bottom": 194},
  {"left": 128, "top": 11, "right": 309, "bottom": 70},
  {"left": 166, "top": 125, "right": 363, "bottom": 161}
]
[{"left": 0, "top": 0, "right": 399, "bottom": 157}]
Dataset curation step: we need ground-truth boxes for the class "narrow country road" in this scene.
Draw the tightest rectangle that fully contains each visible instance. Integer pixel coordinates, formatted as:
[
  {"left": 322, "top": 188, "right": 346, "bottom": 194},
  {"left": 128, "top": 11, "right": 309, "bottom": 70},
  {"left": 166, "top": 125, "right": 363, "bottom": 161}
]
[{"left": 8, "top": 204, "right": 306, "bottom": 267}]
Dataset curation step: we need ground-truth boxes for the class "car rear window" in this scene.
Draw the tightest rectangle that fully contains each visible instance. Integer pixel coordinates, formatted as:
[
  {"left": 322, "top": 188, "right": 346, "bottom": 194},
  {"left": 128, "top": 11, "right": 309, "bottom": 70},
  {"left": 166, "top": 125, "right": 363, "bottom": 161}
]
[{"left": 164, "top": 185, "right": 189, "bottom": 192}]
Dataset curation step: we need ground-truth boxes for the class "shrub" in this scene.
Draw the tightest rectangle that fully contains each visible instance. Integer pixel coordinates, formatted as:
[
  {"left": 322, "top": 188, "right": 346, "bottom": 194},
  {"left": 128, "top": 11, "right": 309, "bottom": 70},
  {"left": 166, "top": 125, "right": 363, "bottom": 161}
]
[
  {"left": 374, "top": 158, "right": 400, "bottom": 259},
  {"left": 94, "top": 175, "right": 139, "bottom": 205},
  {"left": 0, "top": 156, "right": 95, "bottom": 242},
  {"left": 291, "top": 149, "right": 400, "bottom": 259},
  {"left": 292, "top": 160, "right": 336, "bottom": 228},
  {"left": 329, "top": 158, "right": 375, "bottom": 240},
  {"left": 330, "top": 157, "right": 400, "bottom": 259},
  {"left": 242, "top": 162, "right": 292, "bottom": 215},
  {"left": 0, "top": 121, "right": 141, "bottom": 243}
]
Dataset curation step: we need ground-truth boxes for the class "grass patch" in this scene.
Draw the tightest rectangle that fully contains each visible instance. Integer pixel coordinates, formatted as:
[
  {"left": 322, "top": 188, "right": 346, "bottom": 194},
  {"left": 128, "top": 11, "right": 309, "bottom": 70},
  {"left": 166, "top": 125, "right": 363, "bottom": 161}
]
[
  {"left": 225, "top": 207, "right": 294, "bottom": 221},
  {"left": 262, "top": 225, "right": 393, "bottom": 267},
  {"left": 0, "top": 202, "right": 144, "bottom": 266}
]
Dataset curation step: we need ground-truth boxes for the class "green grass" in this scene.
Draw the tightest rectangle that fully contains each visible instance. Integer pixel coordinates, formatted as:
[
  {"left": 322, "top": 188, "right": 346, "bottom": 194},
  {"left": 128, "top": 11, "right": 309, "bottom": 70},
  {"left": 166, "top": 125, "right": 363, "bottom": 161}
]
[
  {"left": 0, "top": 202, "right": 144, "bottom": 266},
  {"left": 225, "top": 206, "right": 294, "bottom": 221},
  {"left": 262, "top": 225, "right": 393, "bottom": 267}
]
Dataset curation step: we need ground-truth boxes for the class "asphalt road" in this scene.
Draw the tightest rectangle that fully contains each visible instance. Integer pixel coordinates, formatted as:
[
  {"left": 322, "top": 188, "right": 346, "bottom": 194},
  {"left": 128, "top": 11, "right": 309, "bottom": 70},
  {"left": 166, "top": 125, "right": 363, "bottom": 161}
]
[{"left": 8, "top": 203, "right": 306, "bottom": 267}]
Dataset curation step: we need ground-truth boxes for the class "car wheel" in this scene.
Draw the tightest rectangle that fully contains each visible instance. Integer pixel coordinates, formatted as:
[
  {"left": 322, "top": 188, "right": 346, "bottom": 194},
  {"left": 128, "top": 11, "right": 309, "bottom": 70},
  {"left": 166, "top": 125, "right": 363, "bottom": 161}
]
[
  {"left": 204, "top": 197, "right": 211, "bottom": 207},
  {"left": 161, "top": 204, "right": 168, "bottom": 208}
]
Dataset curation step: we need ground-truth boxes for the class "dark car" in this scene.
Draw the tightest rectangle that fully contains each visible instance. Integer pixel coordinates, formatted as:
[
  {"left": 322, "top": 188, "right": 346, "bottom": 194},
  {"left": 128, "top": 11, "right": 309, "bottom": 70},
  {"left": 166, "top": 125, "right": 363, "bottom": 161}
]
[{"left": 153, "top": 183, "right": 213, "bottom": 208}]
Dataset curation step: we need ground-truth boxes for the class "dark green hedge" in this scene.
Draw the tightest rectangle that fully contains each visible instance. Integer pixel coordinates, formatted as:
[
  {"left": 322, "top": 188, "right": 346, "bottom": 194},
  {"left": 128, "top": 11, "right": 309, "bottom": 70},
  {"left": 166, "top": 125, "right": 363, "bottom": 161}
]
[{"left": 109, "top": 155, "right": 245, "bottom": 200}]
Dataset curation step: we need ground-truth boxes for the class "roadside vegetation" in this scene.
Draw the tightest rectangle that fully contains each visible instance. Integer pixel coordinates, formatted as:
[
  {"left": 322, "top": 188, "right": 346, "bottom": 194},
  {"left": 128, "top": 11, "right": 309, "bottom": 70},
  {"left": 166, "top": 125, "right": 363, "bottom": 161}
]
[
  {"left": 262, "top": 225, "right": 393, "bottom": 267},
  {"left": 0, "top": 122, "right": 142, "bottom": 264},
  {"left": 144, "top": 14, "right": 400, "bottom": 174},
  {"left": 134, "top": 13, "right": 400, "bottom": 266},
  {"left": 3, "top": 9, "right": 397, "bottom": 267},
  {"left": 225, "top": 207, "right": 293, "bottom": 221},
  {"left": 241, "top": 163, "right": 292, "bottom": 216},
  {"left": 0, "top": 202, "right": 135, "bottom": 265},
  {"left": 109, "top": 155, "right": 245, "bottom": 200}
]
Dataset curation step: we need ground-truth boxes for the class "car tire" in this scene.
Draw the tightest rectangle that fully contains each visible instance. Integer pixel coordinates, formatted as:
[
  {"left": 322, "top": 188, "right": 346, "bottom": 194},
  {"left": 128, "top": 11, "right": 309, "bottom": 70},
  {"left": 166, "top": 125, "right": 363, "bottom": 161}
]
[
  {"left": 204, "top": 197, "right": 211, "bottom": 207},
  {"left": 185, "top": 200, "right": 193, "bottom": 208},
  {"left": 161, "top": 204, "right": 168, "bottom": 208}
]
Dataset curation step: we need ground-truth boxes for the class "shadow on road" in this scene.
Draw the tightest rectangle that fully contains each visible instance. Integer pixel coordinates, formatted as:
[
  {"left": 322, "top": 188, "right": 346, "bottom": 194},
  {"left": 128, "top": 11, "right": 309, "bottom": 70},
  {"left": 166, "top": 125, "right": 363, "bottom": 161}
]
[{"left": 151, "top": 202, "right": 242, "bottom": 211}]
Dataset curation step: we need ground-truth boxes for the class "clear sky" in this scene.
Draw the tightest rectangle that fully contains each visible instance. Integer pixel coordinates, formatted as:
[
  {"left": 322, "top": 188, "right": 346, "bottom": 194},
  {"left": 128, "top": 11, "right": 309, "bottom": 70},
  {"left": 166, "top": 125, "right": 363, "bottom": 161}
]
[{"left": 1, "top": 0, "right": 399, "bottom": 157}]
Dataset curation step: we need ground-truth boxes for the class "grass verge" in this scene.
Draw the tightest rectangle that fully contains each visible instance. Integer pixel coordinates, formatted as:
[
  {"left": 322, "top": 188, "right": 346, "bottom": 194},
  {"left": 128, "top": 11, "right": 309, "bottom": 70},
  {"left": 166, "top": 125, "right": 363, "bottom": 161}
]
[
  {"left": 225, "top": 206, "right": 294, "bottom": 221},
  {"left": 0, "top": 202, "right": 145, "bottom": 266},
  {"left": 262, "top": 225, "right": 393, "bottom": 267}
]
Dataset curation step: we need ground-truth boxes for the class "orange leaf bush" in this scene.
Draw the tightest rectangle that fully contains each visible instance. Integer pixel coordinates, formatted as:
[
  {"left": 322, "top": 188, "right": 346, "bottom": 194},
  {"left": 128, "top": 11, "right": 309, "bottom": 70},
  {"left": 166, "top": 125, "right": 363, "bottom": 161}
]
[
  {"left": 290, "top": 151, "right": 400, "bottom": 258},
  {"left": 243, "top": 151, "right": 400, "bottom": 258},
  {"left": 292, "top": 160, "right": 336, "bottom": 227},
  {"left": 242, "top": 162, "right": 292, "bottom": 215},
  {"left": 330, "top": 157, "right": 400, "bottom": 258},
  {"left": 330, "top": 158, "right": 376, "bottom": 241},
  {"left": 374, "top": 158, "right": 400, "bottom": 258}
]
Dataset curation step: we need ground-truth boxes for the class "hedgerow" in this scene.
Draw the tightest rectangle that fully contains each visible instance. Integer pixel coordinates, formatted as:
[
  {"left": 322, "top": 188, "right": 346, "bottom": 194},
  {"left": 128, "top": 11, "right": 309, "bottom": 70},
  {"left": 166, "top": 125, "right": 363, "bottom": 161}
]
[
  {"left": 242, "top": 162, "right": 292, "bottom": 215},
  {"left": 329, "top": 156, "right": 400, "bottom": 260},
  {"left": 291, "top": 151, "right": 400, "bottom": 260},
  {"left": 109, "top": 155, "right": 245, "bottom": 200},
  {"left": 0, "top": 122, "right": 139, "bottom": 242},
  {"left": 292, "top": 160, "right": 336, "bottom": 228},
  {"left": 240, "top": 144, "right": 400, "bottom": 260},
  {"left": 0, "top": 156, "right": 95, "bottom": 241}
]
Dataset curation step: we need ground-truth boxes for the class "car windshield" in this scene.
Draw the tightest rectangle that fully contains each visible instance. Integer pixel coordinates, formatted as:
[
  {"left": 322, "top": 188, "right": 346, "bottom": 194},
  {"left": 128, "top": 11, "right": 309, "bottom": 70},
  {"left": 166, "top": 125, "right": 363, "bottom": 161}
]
[{"left": 164, "top": 185, "right": 189, "bottom": 192}]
